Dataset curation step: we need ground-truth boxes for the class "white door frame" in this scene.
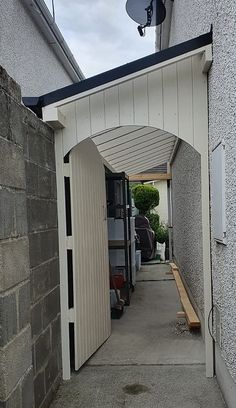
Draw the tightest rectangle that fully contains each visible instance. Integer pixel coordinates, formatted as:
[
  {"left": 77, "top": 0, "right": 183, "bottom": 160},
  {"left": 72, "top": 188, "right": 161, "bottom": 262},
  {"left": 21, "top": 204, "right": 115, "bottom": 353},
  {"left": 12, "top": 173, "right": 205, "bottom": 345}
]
[
  {"left": 55, "top": 130, "right": 71, "bottom": 380},
  {"left": 55, "top": 130, "right": 214, "bottom": 380}
]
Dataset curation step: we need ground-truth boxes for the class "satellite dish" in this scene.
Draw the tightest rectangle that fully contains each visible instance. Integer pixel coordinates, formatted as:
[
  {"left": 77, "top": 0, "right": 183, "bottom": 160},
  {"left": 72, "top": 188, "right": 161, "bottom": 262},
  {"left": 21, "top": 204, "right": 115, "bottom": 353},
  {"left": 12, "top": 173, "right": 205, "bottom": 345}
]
[{"left": 126, "top": 0, "right": 166, "bottom": 27}]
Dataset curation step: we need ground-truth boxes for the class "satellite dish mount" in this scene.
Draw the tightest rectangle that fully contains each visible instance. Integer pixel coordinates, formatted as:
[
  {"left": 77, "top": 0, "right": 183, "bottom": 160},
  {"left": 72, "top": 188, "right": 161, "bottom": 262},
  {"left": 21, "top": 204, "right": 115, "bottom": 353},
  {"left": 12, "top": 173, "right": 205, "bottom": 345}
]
[
  {"left": 126, "top": 0, "right": 166, "bottom": 37},
  {"left": 138, "top": 0, "right": 154, "bottom": 37}
]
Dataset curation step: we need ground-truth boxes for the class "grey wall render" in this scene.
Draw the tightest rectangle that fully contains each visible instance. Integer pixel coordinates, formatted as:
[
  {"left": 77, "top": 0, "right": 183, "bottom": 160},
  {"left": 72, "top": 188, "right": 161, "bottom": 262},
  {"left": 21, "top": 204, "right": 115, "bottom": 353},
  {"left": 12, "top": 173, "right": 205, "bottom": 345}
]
[
  {"left": 172, "top": 141, "right": 204, "bottom": 318},
  {"left": 0, "top": 0, "right": 73, "bottom": 97},
  {"left": 0, "top": 66, "right": 61, "bottom": 408},
  {"left": 169, "top": 0, "right": 236, "bottom": 402}
]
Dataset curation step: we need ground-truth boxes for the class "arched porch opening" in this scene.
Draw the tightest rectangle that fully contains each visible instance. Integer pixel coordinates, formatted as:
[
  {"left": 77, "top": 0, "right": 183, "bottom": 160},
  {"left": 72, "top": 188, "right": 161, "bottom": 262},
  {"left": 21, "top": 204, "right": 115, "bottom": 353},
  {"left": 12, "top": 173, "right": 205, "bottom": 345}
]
[{"left": 41, "top": 33, "right": 213, "bottom": 380}]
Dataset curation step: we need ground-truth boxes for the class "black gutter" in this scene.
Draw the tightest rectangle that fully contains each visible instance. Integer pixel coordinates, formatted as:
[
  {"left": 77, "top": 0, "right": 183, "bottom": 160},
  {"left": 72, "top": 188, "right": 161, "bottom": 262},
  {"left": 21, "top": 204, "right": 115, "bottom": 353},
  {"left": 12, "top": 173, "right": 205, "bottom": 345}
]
[{"left": 23, "top": 31, "right": 212, "bottom": 115}]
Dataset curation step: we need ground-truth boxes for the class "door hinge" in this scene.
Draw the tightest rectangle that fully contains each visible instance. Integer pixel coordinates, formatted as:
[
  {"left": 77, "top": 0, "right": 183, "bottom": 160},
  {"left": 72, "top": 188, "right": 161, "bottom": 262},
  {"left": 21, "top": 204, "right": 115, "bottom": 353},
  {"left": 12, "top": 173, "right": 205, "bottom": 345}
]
[
  {"left": 68, "top": 308, "right": 75, "bottom": 323},
  {"left": 66, "top": 236, "right": 73, "bottom": 249},
  {"left": 64, "top": 163, "right": 70, "bottom": 177}
]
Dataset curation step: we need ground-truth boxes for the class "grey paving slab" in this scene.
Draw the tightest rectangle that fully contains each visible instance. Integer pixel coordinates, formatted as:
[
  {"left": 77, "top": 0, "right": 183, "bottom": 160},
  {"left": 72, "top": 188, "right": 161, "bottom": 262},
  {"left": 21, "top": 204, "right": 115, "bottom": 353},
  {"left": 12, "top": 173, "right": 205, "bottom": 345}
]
[{"left": 51, "top": 365, "right": 226, "bottom": 408}]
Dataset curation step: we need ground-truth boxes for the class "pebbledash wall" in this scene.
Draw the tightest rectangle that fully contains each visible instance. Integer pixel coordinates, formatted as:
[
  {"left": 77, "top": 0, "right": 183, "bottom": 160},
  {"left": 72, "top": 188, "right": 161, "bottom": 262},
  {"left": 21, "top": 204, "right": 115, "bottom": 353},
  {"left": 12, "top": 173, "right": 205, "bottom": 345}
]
[
  {"left": 0, "top": 0, "right": 73, "bottom": 96},
  {"left": 0, "top": 66, "right": 60, "bottom": 408},
  {"left": 169, "top": 1, "right": 236, "bottom": 407},
  {"left": 171, "top": 141, "right": 204, "bottom": 321}
]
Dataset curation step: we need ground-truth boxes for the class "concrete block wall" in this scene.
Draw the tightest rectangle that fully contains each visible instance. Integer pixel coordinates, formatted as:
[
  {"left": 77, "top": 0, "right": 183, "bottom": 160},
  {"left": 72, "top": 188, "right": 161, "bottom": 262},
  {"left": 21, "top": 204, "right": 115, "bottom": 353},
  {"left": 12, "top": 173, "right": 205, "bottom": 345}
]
[
  {"left": 24, "top": 97, "right": 61, "bottom": 408},
  {"left": 0, "top": 66, "right": 61, "bottom": 408},
  {"left": 0, "top": 66, "right": 33, "bottom": 407}
]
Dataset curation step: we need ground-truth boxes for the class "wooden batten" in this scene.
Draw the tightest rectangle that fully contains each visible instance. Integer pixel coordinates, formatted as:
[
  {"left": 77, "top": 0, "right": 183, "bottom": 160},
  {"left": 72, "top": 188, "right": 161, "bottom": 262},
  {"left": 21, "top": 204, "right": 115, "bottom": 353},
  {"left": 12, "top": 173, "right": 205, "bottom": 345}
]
[
  {"left": 129, "top": 173, "right": 172, "bottom": 182},
  {"left": 171, "top": 263, "right": 201, "bottom": 329},
  {"left": 169, "top": 262, "right": 179, "bottom": 271}
]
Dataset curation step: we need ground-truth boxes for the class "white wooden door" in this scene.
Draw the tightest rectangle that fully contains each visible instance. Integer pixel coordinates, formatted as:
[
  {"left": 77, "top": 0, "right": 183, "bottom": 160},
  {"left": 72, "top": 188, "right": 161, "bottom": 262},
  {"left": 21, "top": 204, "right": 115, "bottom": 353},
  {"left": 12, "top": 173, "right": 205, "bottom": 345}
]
[{"left": 70, "top": 138, "right": 111, "bottom": 370}]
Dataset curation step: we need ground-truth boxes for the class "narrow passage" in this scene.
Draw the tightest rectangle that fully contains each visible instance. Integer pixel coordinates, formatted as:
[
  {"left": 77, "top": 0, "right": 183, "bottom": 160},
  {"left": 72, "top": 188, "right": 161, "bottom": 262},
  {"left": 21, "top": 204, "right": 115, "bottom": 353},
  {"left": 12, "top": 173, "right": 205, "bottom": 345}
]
[{"left": 51, "top": 264, "right": 226, "bottom": 408}]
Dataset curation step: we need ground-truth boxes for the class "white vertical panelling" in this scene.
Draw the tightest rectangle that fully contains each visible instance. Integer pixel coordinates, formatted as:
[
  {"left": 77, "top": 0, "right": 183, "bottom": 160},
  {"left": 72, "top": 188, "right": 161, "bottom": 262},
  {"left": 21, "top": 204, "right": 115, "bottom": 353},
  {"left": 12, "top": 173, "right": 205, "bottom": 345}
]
[
  {"left": 163, "top": 64, "right": 178, "bottom": 135},
  {"left": 192, "top": 55, "right": 208, "bottom": 154},
  {"left": 104, "top": 86, "right": 120, "bottom": 129},
  {"left": 54, "top": 130, "right": 71, "bottom": 380},
  {"left": 76, "top": 97, "right": 91, "bottom": 143},
  {"left": 90, "top": 92, "right": 106, "bottom": 135},
  {"left": 177, "top": 59, "right": 194, "bottom": 146},
  {"left": 118, "top": 81, "right": 134, "bottom": 125},
  {"left": 60, "top": 103, "right": 77, "bottom": 156},
  {"left": 70, "top": 138, "right": 111, "bottom": 371},
  {"left": 148, "top": 69, "right": 164, "bottom": 129},
  {"left": 133, "top": 75, "right": 149, "bottom": 125},
  {"left": 61, "top": 62, "right": 197, "bottom": 156}
]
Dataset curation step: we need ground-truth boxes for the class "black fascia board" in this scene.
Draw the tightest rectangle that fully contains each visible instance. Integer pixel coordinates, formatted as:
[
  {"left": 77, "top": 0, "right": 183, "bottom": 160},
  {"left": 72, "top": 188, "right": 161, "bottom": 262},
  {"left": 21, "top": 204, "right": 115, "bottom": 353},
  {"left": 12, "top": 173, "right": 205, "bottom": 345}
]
[
  {"left": 23, "top": 97, "right": 42, "bottom": 117},
  {"left": 23, "top": 31, "right": 212, "bottom": 112}
]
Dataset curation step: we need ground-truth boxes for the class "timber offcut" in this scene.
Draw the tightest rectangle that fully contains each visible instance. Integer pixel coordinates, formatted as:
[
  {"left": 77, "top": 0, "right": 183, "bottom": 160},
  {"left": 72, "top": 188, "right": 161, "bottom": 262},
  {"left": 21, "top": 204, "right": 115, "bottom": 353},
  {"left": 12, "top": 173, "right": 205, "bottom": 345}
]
[{"left": 171, "top": 263, "right": 201, "bottom": 329}]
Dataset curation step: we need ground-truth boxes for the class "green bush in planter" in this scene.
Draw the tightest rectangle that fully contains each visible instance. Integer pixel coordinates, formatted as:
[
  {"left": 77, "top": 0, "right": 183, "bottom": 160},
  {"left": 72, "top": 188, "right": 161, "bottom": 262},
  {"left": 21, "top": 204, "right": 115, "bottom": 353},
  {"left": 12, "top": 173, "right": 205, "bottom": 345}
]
[
  {"left": 148, "top": 213, "right": 160, "bottom": 237},
  {"left": 132, "top": 184, "right": 160, "bottom": 215},
  {"left": 156, "top": 223, "right": 169, "bottom": 245}
]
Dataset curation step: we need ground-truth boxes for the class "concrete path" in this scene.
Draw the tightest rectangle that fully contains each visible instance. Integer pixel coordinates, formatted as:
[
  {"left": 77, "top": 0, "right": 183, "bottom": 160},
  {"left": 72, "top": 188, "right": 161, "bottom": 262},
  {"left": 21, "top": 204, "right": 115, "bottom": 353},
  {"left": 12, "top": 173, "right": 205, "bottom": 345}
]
[{"left": 51, "top": 264, "right": 226, "bottom": 408}]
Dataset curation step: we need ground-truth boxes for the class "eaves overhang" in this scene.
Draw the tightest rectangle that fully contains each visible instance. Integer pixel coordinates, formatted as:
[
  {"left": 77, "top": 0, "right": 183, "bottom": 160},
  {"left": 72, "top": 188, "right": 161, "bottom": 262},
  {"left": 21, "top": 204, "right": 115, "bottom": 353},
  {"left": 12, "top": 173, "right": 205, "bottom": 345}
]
[{"left": 23, "top": 31, "right": 212, "bottom": 115}]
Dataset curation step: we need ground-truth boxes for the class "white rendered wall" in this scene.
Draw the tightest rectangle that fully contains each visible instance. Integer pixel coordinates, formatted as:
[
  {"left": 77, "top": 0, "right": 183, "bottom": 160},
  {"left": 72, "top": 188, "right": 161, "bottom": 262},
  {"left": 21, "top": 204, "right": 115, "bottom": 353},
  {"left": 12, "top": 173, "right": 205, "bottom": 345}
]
[
  {"left": 148, "top": 180, "right": 168, "bottom": 224},
  {"left": 0, "top": 0, "right": 73, "bottom": 96},
  {"left": 169, "top": 1, "right": 236, "bottom": 404}
]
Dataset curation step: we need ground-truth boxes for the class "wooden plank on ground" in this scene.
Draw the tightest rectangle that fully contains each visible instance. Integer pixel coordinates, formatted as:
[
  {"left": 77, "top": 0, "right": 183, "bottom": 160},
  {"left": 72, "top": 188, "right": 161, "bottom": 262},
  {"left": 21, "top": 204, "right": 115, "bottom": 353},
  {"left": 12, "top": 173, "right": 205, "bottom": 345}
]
[
  {"left": 170, "top": 262, "right": 178, "bottom": 271},
  {"left": 173, "top": 269, "right": 201, "bottom": 329},
  {"left": 166, "top": 262, "right": 178, "bottom": 275}
]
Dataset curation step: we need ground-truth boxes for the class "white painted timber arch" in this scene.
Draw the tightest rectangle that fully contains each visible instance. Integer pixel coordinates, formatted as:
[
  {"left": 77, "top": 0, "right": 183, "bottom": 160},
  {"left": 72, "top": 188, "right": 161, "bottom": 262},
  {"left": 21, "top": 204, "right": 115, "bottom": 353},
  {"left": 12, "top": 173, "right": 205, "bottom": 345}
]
[
  {"left": 45, "top": 50, "right": 209, "bottom": 160},
  {"left": 44, "top": 43, "right": 213, "bottom": 380}
]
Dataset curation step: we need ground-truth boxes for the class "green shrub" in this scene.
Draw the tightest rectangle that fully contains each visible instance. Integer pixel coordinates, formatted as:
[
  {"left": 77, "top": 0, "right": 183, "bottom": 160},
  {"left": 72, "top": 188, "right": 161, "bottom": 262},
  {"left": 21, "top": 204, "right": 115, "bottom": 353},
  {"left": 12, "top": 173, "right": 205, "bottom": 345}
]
[
  {"left": 148, "top": 213, "right": 160, "bottom": 237},
  {"left": 132, "top": 184, "right": 159, "bottom": 215},
  {"left": 156, "top": 223, "right": 169, "bottom": 244}
]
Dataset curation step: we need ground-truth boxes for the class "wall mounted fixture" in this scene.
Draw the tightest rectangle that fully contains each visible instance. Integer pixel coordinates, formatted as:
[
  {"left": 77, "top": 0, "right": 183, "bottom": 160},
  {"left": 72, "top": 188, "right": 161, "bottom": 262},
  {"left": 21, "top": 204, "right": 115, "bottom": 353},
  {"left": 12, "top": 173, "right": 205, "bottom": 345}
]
[{"left": 126, "top": 0, "right": 166, "bottom": 36}]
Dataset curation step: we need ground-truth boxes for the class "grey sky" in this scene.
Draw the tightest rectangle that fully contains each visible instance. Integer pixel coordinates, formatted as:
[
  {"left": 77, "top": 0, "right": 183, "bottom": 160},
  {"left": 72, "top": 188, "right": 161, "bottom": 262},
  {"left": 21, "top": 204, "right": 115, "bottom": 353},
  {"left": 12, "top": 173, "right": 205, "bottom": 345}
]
[{"left": 44, "top": 0, "right": 156, "bottom": 78}]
